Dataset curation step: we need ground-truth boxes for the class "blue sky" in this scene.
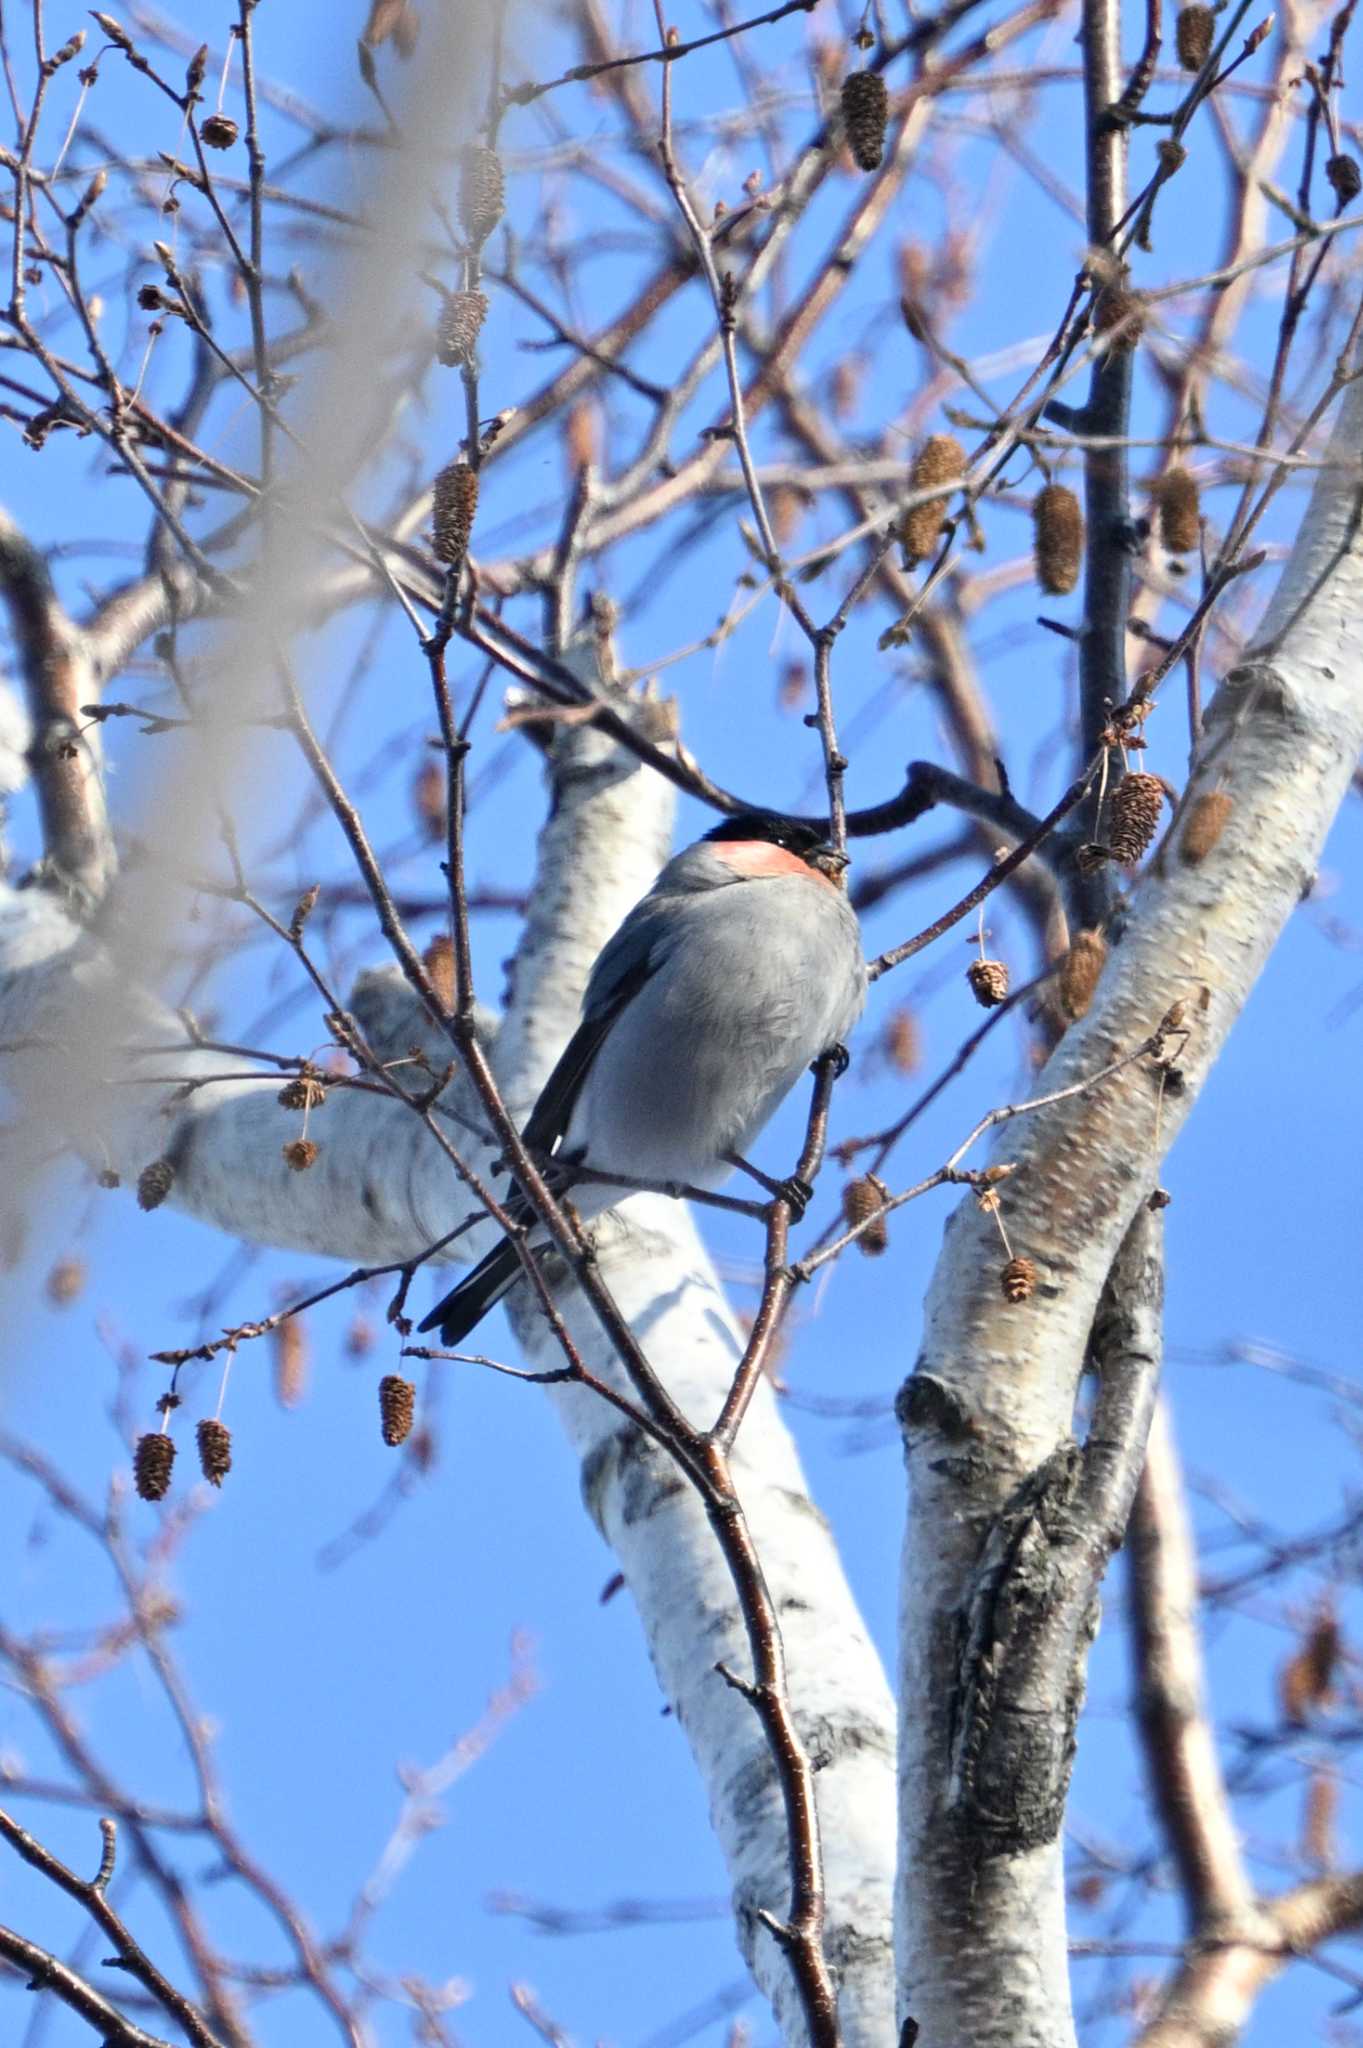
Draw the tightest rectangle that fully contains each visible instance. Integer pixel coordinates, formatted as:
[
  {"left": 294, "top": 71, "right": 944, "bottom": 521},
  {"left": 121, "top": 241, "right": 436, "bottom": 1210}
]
[{"left": 2, "top": 0, "right": 1362, "bottom": 2043}]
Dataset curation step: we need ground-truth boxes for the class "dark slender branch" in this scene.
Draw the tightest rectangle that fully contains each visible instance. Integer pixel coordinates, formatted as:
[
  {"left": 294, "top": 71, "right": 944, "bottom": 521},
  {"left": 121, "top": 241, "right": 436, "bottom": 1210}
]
[
  {"left": 869, "top": 760, "right": 1099, "bottom": 979},
  {"left": 0, "top": 1808, "right": 227, "bottom": 2048},
  {"left": 0, "top": 1922, "right": 176, "bottom": 2048}
]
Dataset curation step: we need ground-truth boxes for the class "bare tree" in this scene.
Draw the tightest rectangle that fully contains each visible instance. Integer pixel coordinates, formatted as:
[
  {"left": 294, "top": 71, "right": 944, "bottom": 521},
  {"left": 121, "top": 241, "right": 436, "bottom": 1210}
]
[{"left": 2, "top": 0, "right": 1363, "bottom": 2043}]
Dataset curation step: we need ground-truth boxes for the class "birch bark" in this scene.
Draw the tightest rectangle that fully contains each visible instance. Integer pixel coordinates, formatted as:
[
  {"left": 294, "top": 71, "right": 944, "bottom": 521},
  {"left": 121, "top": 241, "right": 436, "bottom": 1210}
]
[{"left": 895, "top": 378, "right": 1363, "bottom": 2047}]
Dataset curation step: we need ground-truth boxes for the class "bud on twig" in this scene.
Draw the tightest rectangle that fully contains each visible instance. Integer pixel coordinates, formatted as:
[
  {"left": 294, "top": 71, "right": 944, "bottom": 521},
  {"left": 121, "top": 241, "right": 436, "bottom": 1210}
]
[{"left": 290, "top": 883, "right": 320, "bottom": 938}]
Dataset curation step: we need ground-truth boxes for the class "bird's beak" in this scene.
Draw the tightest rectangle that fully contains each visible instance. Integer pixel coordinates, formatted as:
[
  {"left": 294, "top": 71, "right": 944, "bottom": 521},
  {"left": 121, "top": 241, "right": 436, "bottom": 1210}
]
[{"left": 811, "top": 844, "right": 851, "bottom": 887}]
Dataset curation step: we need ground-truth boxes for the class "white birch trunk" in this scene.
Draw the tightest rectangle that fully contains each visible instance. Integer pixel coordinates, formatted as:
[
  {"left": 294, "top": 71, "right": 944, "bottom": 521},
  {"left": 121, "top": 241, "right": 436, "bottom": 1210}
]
[{"left": 896, "top": 383, "right": 1363, "bottom": 2045}]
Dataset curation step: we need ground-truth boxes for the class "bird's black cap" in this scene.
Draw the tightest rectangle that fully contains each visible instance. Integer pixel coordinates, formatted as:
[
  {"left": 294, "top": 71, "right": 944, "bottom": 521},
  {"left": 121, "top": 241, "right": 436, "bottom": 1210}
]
[{"left": 703, "top": 811, "right": 833, "bottom": 862}]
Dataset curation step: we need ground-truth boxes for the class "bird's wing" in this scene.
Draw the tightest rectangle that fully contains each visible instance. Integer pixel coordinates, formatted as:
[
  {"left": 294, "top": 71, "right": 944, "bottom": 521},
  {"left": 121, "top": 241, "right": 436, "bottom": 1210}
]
[{"left": 520, "top": 899, "right": 681, "bottom": 1158}]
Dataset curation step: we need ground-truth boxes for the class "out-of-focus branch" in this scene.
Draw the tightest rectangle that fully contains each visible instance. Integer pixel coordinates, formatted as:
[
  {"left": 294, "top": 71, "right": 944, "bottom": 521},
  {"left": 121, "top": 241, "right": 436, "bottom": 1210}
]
[
  {"left": 1128, "top": 1399, "right": 1258, "bottom": 1932},
  {"left": 0, "top": 510, "right": 113, "bottom": 908},
  {"left": 1135, "top": 1867, "right": 1363, "bottom": 2047},
  {"left": 0, "top": 1922, "right": 176, "bottom": 2048}
]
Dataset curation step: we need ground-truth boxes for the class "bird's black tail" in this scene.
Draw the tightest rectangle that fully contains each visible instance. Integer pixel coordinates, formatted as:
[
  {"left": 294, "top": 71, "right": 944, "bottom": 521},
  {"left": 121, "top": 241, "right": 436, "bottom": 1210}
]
[{"left": 417, "top": 1236, "right": 523, "bottom": 1346}]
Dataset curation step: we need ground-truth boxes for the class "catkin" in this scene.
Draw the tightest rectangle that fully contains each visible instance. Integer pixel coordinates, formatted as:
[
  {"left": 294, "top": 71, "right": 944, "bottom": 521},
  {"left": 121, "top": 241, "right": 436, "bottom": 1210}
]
[
  {"left": 902, "top": 435, "right": 964, "bottom": 563},
  {"left": 1107, "top": 772, "right": 1164, "bottom": 865},
  {"left": 1175, "top": 4, "right": 1214, "bottom": 68},
  {"left": 1000, "top": 1255, "right": 1037, "bottom": 1303},
  {"left": 1033, "top": 484, "right": 1083, "bottom": 594},
  {"left": 1093, "top": 283, "right": 1144, "bottom": 352},
  {"left": 842, "top": 1176, "right": 890, "bottom": 1255},
  {"left": 1179, "top": 789, "right": 1232, "bottom": 864},
  {"left": 1154, "top": 468, "right": 1200, "bottom": 553},
  {"left": 137, "top": 1159, "right": 175, "bottom": 1210},
  {"left": 436, "top": 289, "right": 489, "bottom": 367},
  {"left": 134, "top": 1432, "right": 175, "bottom": 1501},
  {"left": 379, "top": 1373, "right": 416, "bottom": 1447},
  {"left": 967, "top": 958, "right": 1009, "bottom": 1008},
  {"left": 1057, "top": 929, "right": 1108, "bottom": 1021},
  {"left": 278, "top": 1075, "right": 326, "bottom": 1111},
  {"left": 459, "top": 145, "right": 504, "bottom": 243},
  {"left": 840, "top": 70, "right": 889, "bottom": 172},
  {"left": 433, "top": 462, "right": 478, "bottom": 567},
  {"left": 1327, "top": 154, "right": 1362, "bottom": 206},
  {"left": 196, "top": 1418, "right": 232, "bottom": 1486},
  {"left": 424, "top": 933, "right": 456, "bottom": 1007}
]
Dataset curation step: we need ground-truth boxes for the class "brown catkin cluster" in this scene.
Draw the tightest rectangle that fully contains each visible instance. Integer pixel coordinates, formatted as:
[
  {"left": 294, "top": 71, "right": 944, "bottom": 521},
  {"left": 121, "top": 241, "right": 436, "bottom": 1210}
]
[
  {"left": 1327, "top": 154, "right": 1362, "bottom": 206},
  {"left": 1175, "top": 3, "right": 1214, "bottom": 68},
  {"left": 137, "top": 1158, "right": 175, "bottom": 1210},
  {"left": 196, "top": 1418, "right": 232, "bottom": 1486},
  {"left": 200, "top": 113, "right": 239, "bottom": 149},
  {"left": 379, "top": 1373, "right": 416, "bottom": 1447},
  {"left": 883, "top": 1006, "right": 920, "bottom": 1073},
  {"left": 1057, "top": 929, "right": 1108, "bottom": 1021},
  {"left": 902, "top": 435, "right": 964, "bottom": 563},
  {"left": 1107, "top": 771, "right": 1164, "bottom": 864},
  {"left": 1000, "top": 1254, "right": 1037, "bottom": 1303},
  {"left": 840, "top": 69, "right": 888, "bottom": 172},
  {"left": 1154, "top": 468, "right": 1200, "bottom": 553},
  {"left": 436, "top": 289, "right": 489, "bottom": 368},
  {"left": 273, "top": 1319, "right": 308, "bottom": 1409},
  {"left": 1281, "top": 1609, "right": 1341, "bottom": 1725},
  {"left": 967, "top": 957, "right": 1009, "bottom": 1007},
  {"left": 1093, "top": 283, "right": 1144, "bottom": 352},
  {"left": 46, "top": 1257, "right": 86, "bottom": 1306},
  {"left": 278, "top": 1075, "right": 326, "bottom": 1112},
  {"left": 424, "top": 933, "right": 456, "bottom": 1008},
  {"left": 283, "top": 1137, "right": 319, "bottom": 1172},
  {"left": 842, "top": 1176, "right": 890, "bottom": 1255},
  {"left": 1032, "top": 484, "right": 1083, "bottom": 594},
  {"left": 134, "top": 1431, "right": 175, "bottom": 1501},
  {"left": 433, "top": 462, "right": 478, "bottom": 567},
  {"left": 1179, "top": 789, "right": 1233, "bottom": 864},
  {"left": 459, "top": 145, "right": 505, "bottom": 243}
]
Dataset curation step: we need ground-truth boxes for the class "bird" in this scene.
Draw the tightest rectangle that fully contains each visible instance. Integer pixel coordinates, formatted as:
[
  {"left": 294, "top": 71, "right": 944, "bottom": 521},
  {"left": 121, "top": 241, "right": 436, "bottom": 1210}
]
[{"left": 418, "top": 810, "right": 867, "bottom": 1347}]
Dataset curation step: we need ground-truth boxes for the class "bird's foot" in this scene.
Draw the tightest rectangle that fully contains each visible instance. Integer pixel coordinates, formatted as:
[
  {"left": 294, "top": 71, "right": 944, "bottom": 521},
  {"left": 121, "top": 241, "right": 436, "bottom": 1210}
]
[
  {"left": 813, "top": 1042, "right": 851, "bottom": 1079},
  {"left": 774, "top": 1173, "right": 814, "bottom": 1221},
  {"left": 723, "top": 1153, "right": 813, "bottom": 1218}
]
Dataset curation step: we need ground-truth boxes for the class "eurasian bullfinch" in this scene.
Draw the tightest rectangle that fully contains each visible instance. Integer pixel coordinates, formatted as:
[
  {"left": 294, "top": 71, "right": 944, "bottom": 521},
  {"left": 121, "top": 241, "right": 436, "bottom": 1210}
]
[{"left": 419, "top": 811, "right": 866, "bottom": 1344}]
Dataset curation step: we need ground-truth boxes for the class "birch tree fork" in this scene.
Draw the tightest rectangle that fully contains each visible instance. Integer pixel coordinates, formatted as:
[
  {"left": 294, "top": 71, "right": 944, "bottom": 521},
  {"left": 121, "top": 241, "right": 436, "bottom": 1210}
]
[{"left": 897, "top": 371, "right": 1363, "bottom": 2047}]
